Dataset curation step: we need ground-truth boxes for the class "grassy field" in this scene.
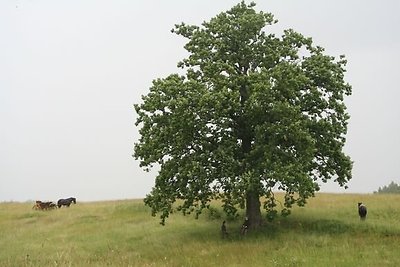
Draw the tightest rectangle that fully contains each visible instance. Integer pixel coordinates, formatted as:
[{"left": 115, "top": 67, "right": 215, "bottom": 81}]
[{"left": 1, "top": 193, "right": 400, "bottom": 267}]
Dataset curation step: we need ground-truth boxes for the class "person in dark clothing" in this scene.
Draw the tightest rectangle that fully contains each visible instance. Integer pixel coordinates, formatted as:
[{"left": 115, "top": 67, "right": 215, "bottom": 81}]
[
  {"left": 241, "top": 217, "right": 249, "bottom": 235},
  {"left": 221, "top": 220, "right": 228, "bottom": 238}
]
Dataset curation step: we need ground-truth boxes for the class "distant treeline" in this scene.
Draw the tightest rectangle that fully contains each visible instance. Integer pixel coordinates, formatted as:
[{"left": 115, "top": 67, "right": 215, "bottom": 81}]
[{"left": 374, "top": 181, "right": 400, "bottom": 194}]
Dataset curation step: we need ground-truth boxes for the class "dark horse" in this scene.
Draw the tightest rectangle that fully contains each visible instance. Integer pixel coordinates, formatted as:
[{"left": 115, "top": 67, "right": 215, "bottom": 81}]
[
  {"left": 57, "top": 197, "right": 76, "bottom": 208},
  {"left": 358, "top": 202, "right": 367, "bottom": 220}
]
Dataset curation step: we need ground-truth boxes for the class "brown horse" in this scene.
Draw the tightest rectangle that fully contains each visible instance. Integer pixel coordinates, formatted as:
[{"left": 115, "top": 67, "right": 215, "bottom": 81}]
[{"left": 32, "top": 201, "right": 57, "bottom": 210}]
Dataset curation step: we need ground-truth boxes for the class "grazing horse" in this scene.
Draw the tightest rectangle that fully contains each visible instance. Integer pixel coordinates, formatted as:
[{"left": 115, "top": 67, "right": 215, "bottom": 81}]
[
  {"left": 32, "top": 200, "right": 42, "bottom": 210},
  {"left": 358, "top": 202, "right": 367, "bottom": 220},
  {"left": 48, "top": 202, "right": 57, "bottom": 209},
  {"left": 33, "top": 200, "right": 57, "bottom": 210},
  {"left": 57, "top": 197, "right": 76, "bottom": 208}
]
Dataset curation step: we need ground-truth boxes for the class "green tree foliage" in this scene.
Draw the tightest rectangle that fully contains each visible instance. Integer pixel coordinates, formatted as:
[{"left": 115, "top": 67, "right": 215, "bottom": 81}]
[
  {"left": 374, "top": 181, "right": 400, "bottom": 194},
  {"left": 134, "top": 2, "right": 352, "bottom": 228}
]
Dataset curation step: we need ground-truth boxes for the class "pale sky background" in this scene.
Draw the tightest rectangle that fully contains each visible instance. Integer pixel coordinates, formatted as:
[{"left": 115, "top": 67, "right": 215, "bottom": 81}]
[{"left": 1, "top": 0, "right": 399, "bottom": 202}]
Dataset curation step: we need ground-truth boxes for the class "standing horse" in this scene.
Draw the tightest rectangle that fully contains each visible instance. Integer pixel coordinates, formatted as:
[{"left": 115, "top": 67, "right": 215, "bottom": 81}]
[
  {"left": 57, "top": 197, "right": 76, "bottom": 208},
  {"left": 33, "top": 200, "right": 57, "bottom": 210},
  {"left": 358, "top": 202, "right": 367, "bottom": 220}
]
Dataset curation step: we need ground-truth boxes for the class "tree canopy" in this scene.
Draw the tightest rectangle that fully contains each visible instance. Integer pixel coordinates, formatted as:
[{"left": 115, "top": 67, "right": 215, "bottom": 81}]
[{"left": 134, "top": 1, "right": 352, "bottom": 227}]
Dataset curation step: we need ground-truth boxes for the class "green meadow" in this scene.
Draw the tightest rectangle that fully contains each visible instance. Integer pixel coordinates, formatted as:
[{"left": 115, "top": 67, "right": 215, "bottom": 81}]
[{"left": 1, "top": 193, "right": 400, "bottom": 266}]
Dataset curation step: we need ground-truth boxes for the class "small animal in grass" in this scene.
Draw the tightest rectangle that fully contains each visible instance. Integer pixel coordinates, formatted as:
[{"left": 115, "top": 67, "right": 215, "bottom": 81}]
[
  {"left": 358, "top": 202, "right": 367, "bottom": 220},
  {"left": 221, "top": 220, "right": 228, "bottom": 238}
]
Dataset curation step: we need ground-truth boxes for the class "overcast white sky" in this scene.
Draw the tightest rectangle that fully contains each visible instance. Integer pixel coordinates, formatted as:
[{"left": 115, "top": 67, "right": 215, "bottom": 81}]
[{"left": 1, "top": 0, "right": 399, "bottom": 202}]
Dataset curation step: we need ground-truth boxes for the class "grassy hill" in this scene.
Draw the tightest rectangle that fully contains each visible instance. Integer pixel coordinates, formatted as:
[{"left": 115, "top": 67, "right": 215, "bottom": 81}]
[{"left": 1, "top": 193, "right": 400, "bottom": 266}]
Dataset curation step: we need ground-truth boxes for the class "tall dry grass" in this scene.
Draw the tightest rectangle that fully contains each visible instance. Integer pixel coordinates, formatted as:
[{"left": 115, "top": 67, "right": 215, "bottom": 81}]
[{"left": 1, "top": 194, "right": 400, "bottom": 266}]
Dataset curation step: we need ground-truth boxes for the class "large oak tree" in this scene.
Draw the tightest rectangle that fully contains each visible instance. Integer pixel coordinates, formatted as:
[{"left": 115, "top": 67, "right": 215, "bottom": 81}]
[{"left": 134, "top": 2, "right": 352, "bottom": 229}]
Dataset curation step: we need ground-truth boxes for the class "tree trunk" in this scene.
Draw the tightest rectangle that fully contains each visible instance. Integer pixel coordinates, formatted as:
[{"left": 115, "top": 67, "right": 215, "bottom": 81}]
[
  {"left": 239, "top": 66, "right": 261, "bottom": 230},
  {"left": 246, "top": 189, "right": 262, "bottom": 230}
]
